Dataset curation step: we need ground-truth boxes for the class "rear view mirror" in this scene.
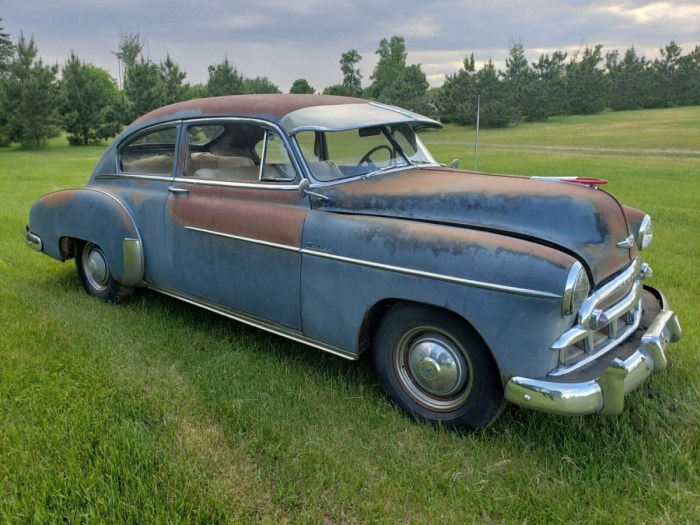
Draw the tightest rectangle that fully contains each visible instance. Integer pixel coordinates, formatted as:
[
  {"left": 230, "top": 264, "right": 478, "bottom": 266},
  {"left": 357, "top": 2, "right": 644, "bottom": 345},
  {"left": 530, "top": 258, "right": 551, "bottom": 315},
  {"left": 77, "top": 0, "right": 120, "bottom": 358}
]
[{"left": 359, "top": 126, "right": 382, "bottom": 137}]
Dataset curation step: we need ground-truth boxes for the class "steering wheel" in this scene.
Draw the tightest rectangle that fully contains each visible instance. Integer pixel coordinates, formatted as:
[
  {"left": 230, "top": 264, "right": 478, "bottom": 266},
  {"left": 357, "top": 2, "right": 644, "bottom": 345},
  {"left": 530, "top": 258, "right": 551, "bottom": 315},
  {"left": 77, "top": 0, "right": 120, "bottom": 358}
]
[{"left": 358, "top": 145, "right": 393, "bottom": 167}]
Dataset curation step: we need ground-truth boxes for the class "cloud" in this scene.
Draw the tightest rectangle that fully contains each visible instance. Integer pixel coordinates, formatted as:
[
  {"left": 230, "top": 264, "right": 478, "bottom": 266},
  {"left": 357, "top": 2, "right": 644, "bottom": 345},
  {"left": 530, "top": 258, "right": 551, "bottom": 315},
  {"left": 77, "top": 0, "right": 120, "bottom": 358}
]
[{"left": 2, "top": 0, "right": 699, "bottom": 92}]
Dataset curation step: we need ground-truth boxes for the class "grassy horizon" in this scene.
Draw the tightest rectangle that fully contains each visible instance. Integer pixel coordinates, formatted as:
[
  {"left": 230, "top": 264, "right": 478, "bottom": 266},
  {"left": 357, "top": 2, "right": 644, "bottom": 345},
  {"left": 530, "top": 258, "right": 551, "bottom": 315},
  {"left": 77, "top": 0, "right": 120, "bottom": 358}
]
[{"left": 1, "top": 107, "right": 698, "bottom": 523}]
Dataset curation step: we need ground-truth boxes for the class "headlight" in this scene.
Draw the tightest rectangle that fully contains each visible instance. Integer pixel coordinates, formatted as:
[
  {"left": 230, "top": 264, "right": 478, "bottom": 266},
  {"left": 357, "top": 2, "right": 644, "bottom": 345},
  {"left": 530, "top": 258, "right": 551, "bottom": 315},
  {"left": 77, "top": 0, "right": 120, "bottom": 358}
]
[
  {"left": 562, "top": 262, "right": 590, "bottom": 317},
  {"left": 636, "top": 214, "right": 653, "bottom": 250}
]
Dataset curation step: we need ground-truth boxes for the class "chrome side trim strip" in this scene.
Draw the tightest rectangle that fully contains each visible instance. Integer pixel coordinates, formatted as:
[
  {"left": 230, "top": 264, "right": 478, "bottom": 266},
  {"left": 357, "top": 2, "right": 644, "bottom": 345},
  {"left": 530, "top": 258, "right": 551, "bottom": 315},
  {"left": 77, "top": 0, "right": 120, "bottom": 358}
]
[
  {"left": 95, "top": 173, "right": 174, "bottom": 182},
  {"left": 182, "top": 226, "right": 560, "bottom": 300},
  {"left": 184, "top": 226, "right": 299, "bottom": 252},
  {"left": 149, "top": 286, "right": 358, "bottom": 361},
  {"left": 172, "top": 177, "right": 299, "bottom": 190},
  {"left": 302, "top": 250, "right": 562, "bottom": 300}
]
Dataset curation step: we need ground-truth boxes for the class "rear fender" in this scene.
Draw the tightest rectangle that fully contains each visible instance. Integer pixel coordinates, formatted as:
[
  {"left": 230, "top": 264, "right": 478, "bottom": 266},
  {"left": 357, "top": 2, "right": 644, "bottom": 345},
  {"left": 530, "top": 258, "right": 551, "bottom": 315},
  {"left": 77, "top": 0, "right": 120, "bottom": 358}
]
[{"left": 28, "top": 188, "right": 144, "bottom": 286}]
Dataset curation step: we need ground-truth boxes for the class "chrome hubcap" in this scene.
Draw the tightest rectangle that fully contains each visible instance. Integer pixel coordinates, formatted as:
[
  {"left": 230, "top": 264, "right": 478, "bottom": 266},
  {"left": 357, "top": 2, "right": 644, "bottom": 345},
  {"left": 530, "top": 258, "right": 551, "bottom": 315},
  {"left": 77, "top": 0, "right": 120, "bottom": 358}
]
[
  {"left": 395, "top": 329, "right": 473, "bottom": 412},
  {"left": 82, "top": 243, "right": 109, "bottom": 293}
]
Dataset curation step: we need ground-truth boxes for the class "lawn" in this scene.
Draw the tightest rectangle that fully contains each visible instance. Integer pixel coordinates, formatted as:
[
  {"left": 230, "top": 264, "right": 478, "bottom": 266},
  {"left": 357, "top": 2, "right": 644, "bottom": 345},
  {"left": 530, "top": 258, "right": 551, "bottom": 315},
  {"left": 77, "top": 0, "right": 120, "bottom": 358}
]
[{"left": 1, "top": 107, "right": 698, "bottom": 523}]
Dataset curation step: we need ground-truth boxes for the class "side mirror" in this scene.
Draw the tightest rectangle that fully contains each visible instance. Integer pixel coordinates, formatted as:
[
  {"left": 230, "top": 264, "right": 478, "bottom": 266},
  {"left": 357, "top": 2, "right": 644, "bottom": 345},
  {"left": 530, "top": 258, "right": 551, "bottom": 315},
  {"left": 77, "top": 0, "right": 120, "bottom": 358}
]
[{"left": 450, "top": 159, "right": 460, "bottom": 169}]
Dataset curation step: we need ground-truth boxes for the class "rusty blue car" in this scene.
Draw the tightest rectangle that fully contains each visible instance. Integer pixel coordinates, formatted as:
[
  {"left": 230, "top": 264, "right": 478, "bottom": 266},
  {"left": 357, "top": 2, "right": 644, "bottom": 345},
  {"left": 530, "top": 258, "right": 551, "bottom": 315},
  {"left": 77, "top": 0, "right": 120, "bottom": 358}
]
[{"left": 26, "top": 95, "right": 682, "bottom": 429}]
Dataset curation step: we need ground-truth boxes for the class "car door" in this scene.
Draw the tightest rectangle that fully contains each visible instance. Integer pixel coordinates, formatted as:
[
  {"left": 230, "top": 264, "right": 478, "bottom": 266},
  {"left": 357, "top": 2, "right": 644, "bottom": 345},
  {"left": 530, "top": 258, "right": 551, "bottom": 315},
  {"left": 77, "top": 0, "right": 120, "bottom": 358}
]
[{"left": 163, "top": 120, "right": 308, "bottom": 330}]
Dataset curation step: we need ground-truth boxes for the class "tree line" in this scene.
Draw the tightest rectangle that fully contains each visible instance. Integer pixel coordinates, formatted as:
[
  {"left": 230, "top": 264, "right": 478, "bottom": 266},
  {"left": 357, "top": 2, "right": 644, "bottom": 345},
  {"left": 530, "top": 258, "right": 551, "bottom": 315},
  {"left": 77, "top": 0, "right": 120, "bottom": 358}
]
[{"left": 1, "top": 19, "right": 699, "bottom": 148}]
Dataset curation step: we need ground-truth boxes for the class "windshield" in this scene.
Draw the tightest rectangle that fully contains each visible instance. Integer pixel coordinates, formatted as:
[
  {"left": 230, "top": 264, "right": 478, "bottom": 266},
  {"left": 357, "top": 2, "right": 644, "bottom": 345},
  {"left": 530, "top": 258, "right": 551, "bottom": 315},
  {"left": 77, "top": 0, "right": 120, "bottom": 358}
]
[{"left": 294, "top": 123, "right": 438, "bottom": 182}]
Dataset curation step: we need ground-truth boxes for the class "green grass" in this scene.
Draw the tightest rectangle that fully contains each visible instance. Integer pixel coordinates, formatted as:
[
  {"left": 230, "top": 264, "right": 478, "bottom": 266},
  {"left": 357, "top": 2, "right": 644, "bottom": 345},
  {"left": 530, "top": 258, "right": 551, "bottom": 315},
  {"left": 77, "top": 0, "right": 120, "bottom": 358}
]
[{"left": 1, "top": 108, "right": 699, "bottom": 523}]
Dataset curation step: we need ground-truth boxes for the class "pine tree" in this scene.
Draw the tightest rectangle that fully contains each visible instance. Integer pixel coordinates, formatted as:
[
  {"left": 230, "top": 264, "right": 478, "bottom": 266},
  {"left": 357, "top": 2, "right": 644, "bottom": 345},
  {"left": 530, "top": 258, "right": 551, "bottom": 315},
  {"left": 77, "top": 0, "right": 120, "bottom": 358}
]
[
  {"left": 0, "top": 33, "right": 60, "bottom": 147},
  {"left": 60, "top": 52, "right": 122, "bottom": 145},
  {"left": 206, "top": 56, "right": 245, "bottom": 97}
]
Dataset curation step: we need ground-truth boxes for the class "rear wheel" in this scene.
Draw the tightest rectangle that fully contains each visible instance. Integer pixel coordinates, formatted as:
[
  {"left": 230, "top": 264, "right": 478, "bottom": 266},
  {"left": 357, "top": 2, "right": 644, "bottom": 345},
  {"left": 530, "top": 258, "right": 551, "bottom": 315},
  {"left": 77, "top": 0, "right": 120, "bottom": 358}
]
[
  {"left": 373, "top": 303, "right": 505, "bottom": 430},
  {"left": 75, "top": 241, "right": 133, "bottom": 303}
]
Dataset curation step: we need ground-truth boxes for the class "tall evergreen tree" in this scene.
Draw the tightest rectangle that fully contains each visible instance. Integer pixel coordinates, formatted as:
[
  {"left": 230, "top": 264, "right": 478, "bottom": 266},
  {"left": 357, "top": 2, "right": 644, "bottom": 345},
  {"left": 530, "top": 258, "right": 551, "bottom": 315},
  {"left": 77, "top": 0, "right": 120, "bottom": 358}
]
[
  {"left": 384, "top": 63, "right": 429, "bottom": 113},
  {"left": 206, "top": 56, "right": 245, "bottom": 96},
  {"left": 653, "top": 41, "right": 684, "bottom": 107},
  {"left": 60, "top": 52, "right": 122, "bottom": 145},
  {"left": 243, "top": 76, "right": 281, "bottom": 94},
  {"left": 531, "top": 50, "right": 568, "bottom": 117},
  {"left": 124, "top": 57, "right": 165, "bottom": 122},
  {"left": 475, "top": 59, "right": 517, "bottom": 127},
  {"left": 0, "top": 33, "right": 60, "bottom": 147},
  {"left": 435, "top": 54, "right": 477, "bottom": 125},
  {"left": 566, "top": 45, "right": 608, "bottom": 115},
  {"left": 0, "top": 19, "right": 13, "bottom": 74},
  {"left": 680, "top": 46, "right": 700, "bottom": 106},
  {"left": 503, "top": 41, "right": 532, "bottom": 121},
  {"left": 606, "top": 47, "right": 652, "bottom": 110},
  {"left": 0, "top": 19, "right": 15, "bottom": 145},
  {"left": 159, "top": 54, "right": 188, "bottom": 104}
]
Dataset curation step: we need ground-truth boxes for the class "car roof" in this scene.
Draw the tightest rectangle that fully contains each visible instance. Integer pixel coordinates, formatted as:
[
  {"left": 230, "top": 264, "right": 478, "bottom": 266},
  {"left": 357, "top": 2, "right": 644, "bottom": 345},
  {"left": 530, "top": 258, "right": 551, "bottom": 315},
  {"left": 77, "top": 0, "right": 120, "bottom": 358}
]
[
  {"left": 127, "top": 94, "right": 441, "bottom": 137},
  {"left": 134, "top": 94, "right": 366, "bottom": 126}
]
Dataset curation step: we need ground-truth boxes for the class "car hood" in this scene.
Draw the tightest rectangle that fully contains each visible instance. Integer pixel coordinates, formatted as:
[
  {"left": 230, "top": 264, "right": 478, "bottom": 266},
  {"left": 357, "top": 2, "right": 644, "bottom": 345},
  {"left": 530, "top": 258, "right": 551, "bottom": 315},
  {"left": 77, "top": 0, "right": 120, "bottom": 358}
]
[{"left": 313, "top": 168, "right": 635, "bottom": 284}]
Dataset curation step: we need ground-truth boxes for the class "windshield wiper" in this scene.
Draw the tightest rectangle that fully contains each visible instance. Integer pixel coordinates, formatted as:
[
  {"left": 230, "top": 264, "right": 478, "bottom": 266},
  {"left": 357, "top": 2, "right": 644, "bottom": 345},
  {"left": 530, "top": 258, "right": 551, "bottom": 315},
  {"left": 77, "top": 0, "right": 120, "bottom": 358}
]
[{"left": 361, "top": 163, "right": 410, "bottom": 178}]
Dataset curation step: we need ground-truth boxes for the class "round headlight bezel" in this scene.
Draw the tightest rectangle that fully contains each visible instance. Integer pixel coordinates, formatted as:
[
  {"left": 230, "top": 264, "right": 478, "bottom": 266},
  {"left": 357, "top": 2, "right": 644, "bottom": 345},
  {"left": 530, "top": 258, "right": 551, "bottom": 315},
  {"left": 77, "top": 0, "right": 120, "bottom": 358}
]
[
  {"left": 636, "top": 214, "right": 653, "bottom": 250},
  {"left": 562, "top": 262, "right": 591, "bottom": 317}
]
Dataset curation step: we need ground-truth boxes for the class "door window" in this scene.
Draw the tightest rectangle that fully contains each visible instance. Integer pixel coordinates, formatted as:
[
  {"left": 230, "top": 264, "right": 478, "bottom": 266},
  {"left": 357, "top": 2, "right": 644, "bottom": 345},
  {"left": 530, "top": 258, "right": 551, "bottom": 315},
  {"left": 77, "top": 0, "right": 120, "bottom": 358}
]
[{"left": 186, "top": 123, "right": 296, "bottom": 183}]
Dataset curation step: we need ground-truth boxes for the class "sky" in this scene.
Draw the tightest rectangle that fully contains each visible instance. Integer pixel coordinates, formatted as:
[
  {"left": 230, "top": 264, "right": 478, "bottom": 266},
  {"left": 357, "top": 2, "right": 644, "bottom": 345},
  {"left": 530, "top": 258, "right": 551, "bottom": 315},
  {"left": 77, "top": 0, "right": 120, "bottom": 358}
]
[{"left": 3, "top": 1, "right": 700, "bottom": 92}]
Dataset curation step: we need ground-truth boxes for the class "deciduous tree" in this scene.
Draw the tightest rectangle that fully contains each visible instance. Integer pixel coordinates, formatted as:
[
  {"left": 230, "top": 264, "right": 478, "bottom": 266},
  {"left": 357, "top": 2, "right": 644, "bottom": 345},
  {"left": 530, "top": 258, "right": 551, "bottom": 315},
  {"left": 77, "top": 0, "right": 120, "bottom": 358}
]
[
  {"left": 290, "top": 78, "right": 315, "bottom": 94},
  {"left": 340, "top": 49, "right": 363, "bottom": 96}
]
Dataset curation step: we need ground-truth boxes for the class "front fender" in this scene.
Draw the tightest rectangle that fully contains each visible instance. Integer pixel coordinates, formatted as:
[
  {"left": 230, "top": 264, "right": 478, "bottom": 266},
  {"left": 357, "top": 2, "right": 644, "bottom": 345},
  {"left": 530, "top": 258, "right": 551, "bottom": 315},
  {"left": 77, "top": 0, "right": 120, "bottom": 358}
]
[
  {"left": 300, "top": 212, "right": 579, "bottom": 379},
  {"left": 28, "top": 188, "right": 144, "bottom": 286}
]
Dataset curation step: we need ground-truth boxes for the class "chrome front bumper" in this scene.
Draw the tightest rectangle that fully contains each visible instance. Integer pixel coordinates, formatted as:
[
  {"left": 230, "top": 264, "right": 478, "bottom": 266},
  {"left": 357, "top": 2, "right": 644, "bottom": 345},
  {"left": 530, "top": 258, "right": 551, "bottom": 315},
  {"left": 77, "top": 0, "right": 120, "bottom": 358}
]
[{"left": 504, "top": 295, "right": 682, "bottom": 416}]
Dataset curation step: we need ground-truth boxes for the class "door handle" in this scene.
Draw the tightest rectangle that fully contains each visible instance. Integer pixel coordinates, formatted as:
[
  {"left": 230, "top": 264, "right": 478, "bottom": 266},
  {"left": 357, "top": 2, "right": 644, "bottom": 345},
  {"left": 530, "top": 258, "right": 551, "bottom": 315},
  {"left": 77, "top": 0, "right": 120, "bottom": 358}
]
[{"left": 168, "top": 186, "right": 189, "bottom": 194}]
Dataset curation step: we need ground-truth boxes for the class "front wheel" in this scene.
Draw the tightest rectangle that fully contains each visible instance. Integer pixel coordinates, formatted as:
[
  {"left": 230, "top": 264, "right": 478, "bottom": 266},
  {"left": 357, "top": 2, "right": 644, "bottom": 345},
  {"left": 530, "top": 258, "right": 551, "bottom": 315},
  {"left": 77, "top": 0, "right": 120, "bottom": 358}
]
[
  {"left": 75, "top": 241, "right": 133, "bottom": 303},
  {"left": 373, "top": 304, "right": 505, "bottom": 430}
]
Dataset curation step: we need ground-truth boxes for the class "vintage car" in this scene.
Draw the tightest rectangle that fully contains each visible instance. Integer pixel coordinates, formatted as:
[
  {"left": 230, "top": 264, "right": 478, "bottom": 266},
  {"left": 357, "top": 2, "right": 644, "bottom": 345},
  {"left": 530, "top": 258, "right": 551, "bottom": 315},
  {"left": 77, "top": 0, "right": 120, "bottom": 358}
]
[{"left": 26, "top": 94, "right": 682, "bottom": 430}]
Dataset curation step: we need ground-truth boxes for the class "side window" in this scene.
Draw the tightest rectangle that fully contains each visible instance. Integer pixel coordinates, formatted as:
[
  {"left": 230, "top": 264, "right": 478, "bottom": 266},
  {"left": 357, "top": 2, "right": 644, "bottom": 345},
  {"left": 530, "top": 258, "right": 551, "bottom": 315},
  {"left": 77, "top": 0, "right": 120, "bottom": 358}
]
[
  {"left": 187, "top": 123, "right": 262, "bottom": 182},
  {"left": 120, "top": 126, "right": 177, "bottom": 174},
  {"left": 255, "top": 131, "right": 296, "bottom": 181}
]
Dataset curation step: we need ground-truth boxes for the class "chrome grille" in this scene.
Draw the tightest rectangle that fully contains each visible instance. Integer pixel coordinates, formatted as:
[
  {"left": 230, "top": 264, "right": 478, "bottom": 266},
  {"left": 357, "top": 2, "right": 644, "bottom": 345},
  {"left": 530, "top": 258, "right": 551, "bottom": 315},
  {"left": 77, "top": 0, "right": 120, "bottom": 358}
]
[{"left": 550, "top": 258, "right": 646, "bottom": 376}]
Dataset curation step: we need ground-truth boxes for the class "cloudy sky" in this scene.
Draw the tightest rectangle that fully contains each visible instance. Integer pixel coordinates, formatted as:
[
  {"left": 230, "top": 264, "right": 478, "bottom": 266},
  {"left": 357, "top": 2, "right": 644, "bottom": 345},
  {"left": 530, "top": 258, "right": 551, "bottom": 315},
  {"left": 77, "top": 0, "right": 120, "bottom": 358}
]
[{"left": 3, "top": 1, "right": 699, "bottom": 92}]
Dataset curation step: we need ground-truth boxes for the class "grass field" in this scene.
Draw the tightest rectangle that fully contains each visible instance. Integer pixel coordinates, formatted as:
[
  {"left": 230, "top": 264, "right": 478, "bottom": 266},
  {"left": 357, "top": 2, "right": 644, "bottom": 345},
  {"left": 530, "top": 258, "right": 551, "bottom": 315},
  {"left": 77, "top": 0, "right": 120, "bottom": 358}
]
[{"left": 1, "top": 107, "right": 698, "bottom": 523}]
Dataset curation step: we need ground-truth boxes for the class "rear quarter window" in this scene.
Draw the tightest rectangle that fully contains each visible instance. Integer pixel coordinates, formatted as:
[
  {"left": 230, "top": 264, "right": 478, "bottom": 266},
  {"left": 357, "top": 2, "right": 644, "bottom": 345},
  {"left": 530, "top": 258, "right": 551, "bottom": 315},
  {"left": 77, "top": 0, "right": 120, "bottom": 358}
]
[{"left": 120, "top": 126, "right": 178, "bottom": 174}]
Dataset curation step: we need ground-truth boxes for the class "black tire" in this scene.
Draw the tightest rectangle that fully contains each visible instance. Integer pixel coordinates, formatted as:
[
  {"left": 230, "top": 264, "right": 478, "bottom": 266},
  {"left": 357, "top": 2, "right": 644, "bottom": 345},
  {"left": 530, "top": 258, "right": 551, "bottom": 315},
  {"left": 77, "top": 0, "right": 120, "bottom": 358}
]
[
  {"left": 373, "top": 303, "right": 505, "bottom": 430},
  {"left": 75, "top": 240, "right": 133, "bottom": 303}
]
